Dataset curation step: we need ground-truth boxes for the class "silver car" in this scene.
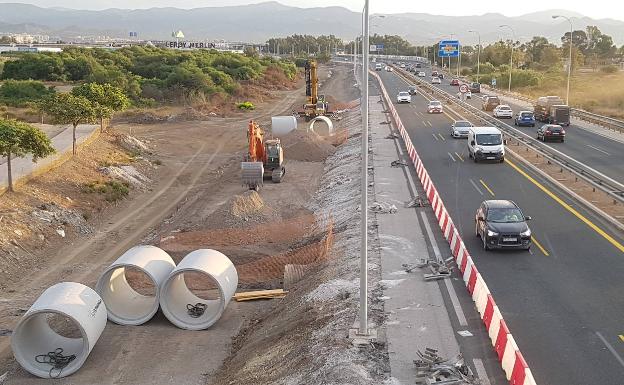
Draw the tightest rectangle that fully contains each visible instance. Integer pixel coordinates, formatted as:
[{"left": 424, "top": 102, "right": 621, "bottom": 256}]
[{"left": 451, "top": 120, "right": 474, "bottom": 138}]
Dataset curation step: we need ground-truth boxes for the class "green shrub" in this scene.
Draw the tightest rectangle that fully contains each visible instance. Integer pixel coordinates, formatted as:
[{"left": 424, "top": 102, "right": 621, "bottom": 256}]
[
  {"left": 237, "top": 101, "right": 255, "bottom": 110},
  {"left": 600, "top": 65, "right": 618, "bottom": 74},
  {"left": 82, "top": 180, "right": 130, "bottom": 202},
  {"left": 0, "top": 80, "right": 56, "bottom": 107}
]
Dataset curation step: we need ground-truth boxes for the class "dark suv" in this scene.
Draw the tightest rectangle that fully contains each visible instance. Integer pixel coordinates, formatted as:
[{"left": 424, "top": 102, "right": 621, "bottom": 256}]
[
  {"left": 475, "top": 200, "right": 532, "bottom": 251},
  {"left": 537, "top": 124, "right": 565, "bottom": 142}
]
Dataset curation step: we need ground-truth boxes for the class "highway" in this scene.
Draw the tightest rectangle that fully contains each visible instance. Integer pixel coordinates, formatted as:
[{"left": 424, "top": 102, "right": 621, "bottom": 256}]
[
  {"left": 425, "top": 69, "right": 624, "bottom": 187},
  {"left": 377, "top": 67, "right": 624, "bottom": 385}
]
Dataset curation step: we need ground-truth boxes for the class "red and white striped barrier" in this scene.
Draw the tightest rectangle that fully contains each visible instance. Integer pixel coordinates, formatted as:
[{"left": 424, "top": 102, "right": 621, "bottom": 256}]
[{"left": 370, "top": 71, "right": 537, "bottom": 385}]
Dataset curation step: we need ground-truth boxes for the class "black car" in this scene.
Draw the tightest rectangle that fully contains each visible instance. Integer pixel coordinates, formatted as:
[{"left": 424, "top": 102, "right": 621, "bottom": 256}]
[
  {"left": 475, "top": 200, "right": 532, "bottom": 251},
  {"left": 408, "top": 86, "right": 417, "bottom": 95},
  {"left": 537, "top": 124, "right": 565, "bottom": 142}
]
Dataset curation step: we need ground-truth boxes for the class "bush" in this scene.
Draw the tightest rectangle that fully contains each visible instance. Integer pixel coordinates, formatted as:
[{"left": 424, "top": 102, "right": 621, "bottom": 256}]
[
  {"left": 83, "top": 180, "right": 130, "bottom": 202},
  {"left": 600, "top": 65, "right": 619, "bottom": 74},
  {"left": 237, "top": 101, "right": 255, "bottom": 110},
  {"left": 460, "top": 68, "right": 472, "bottom": 76},
  {"left": 0, "top": 80, "right": 56, "bottom": 107}
]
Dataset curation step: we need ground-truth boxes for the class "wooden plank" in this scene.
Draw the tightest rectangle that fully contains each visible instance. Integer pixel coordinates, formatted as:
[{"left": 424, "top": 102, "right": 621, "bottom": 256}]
[
  {"left": 233, "top": 289, "right": 287, "bottom": 299},
  {"left": 234, "top": 294, "right": 287, "bottom": 302}
]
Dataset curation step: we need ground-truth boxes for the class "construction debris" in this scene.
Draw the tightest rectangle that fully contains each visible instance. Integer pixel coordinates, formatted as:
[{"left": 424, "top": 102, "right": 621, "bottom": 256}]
[
  {"left": 391, "top": 160, "right": 409, "bottom": 167},
  {"left": 414, "top": 349, "right": 479, "bottom": 385},
  {"left": 233, "top": 289, "right": 288, "bottom": 302},
  {"left": 403, "top": 258, "right": 454, "bottom": 281},
  {"left": 369, "top": 202, "right": 398, "bottom": 214},
  {"left": 385, "top": 133, "right": 400, "bottom": 139},
  {"left": 405, "top": 196, "right": 428, "bottom": 208}
]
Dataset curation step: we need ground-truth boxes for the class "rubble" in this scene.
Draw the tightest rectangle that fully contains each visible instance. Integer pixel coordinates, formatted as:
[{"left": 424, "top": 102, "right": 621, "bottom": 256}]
[
  {"left": 370, "top": 202, "right": 398, "bottom": 214},
  {"left": 100, "top": 165, "right": 151, "bottom": 188},
  {"left": 414, "top": 349, "right": 479, "bottom": 385},
  {"left": 31, "top": 202, "right": 93, "bottom": 235}
]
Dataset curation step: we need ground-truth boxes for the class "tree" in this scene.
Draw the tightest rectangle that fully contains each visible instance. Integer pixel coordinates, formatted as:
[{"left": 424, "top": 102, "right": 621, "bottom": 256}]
[
  {"left": 243, "top": 46, "right": 259, "bottom": 58},
  {"left": 71, "top": 83, "right": 129, "bottom": 132},
  {"left": 43, "top": 93, "right": 96, "bottom": 155},
  {"left": 562, "top": 30, "right": 589, "bottom": 54},
  {"left": 0, "top": 119, "right": 55, "bottom": 192}
]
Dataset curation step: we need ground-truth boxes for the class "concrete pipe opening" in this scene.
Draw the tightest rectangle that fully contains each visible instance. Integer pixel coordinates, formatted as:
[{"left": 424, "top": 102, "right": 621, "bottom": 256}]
[
  {"left": 11, "top": 282, "right": 107, "bottom": 378},
  {"left": 309, "top": 116, "right": 334, "bottom": 136},
  {"left": 96, "top": 245, "right": 175, "bottom": 325},
  {"left": 160, "top": 249, "right": 238, "bottom": 330}
]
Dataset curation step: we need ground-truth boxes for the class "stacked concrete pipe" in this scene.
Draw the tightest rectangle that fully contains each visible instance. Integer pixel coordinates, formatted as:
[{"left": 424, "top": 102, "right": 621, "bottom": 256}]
[
  {"left": 11, "top": 282, "right": 107, "bottom": 378},
  {"left": 159, "top": 249, "right": 238, "bottom": 330},
  {"left": 96, "top": 245, "right": 176, "bottom": 325}
]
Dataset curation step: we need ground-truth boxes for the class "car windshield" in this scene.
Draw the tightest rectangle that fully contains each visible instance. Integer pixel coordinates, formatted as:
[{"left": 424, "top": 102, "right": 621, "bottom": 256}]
[
  {"left": 399, "top": 92, "right": 408, "bottom": 96},
  {"left": 521, "top": 112, "right": 534, "bottom": 118},
  {"left": 487, "top": 208, "right": 525, "bottom": 223},
  {"left": 430, "top": 101, "right": 441, "bottom": 106},
  {"left": 455, "top": 121, "right": 471, "bottom": 127},
  {"left": 499, "top": 106, "right": 511, "bottom": 110},
  {"left": 476, "top": 134, "right": 502, "bottom": 146}
]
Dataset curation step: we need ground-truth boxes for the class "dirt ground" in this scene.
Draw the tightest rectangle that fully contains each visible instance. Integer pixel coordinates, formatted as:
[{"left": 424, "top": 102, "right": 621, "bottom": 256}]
[{"left": 0, "top": 62, "right": 377, "bottom": 385}]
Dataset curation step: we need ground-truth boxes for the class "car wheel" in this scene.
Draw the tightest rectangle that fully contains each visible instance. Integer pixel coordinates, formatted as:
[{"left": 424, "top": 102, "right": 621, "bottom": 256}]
[
  {"left": 473, "top": 156, "right": 478, "bottom": 163},
  {"left": 514, "top": 120, "right": 517, "bottom": 126},
  {"left": 561, "top": 139, "right": 565, "bottom": 143}
]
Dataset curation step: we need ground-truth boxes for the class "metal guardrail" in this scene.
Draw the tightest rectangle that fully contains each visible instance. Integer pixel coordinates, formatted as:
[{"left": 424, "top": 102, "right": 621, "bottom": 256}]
[{"left": 393, "top": 66, "right": 624, "bottom": 205}]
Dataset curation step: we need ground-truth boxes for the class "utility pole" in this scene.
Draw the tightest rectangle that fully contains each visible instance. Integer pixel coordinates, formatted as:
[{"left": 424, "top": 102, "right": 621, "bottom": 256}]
[
  {"left": 553, "top": 15, "right": 573, "bottom": 105},
  {"left": 469, "top": 30, "right": 481, "bottom": 83}
]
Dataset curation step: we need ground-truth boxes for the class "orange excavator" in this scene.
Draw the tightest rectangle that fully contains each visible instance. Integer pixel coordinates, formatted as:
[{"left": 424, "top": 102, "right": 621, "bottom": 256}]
[{"left": 241, "top": 120, "right": 285, "bottom": 190}]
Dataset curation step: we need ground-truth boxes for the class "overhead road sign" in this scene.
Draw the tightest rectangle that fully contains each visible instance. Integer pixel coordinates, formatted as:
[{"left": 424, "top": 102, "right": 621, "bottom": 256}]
[{"left": 438, "top": 40, "right": 460, "bottom": 57}]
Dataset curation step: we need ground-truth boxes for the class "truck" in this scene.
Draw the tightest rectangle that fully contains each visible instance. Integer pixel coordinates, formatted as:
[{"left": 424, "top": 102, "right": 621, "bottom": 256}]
[{"left": 534, "top": 96, "right": 570, "bottom": 126}]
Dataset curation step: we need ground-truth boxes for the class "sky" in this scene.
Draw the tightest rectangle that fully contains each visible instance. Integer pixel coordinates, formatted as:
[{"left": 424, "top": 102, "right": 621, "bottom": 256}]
[{"left": 1, "top": 0, "right": 622, "bottom": 21}]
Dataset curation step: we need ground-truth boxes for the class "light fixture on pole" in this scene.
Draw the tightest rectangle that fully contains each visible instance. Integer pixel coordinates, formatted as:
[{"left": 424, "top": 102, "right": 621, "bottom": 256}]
[
  {"left": 468, "top": 30, "right": 481, "bottom": 84},
  {"left": 499, "top": 24, "right": 516, "bottom": 92},
  {"left": 553, "top": 15, "right": 573, "bottom": 105}
]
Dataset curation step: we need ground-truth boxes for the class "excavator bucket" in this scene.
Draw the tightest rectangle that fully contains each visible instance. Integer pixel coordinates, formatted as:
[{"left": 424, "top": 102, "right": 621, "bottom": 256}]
[{"left": 241, "top": 161, "right": 264, "bottom": 190}]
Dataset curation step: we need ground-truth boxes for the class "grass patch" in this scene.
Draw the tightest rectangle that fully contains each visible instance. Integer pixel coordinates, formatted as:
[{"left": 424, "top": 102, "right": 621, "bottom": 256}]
[
  {"left": 514, "top": 69, "right": 624, "bottom": 119},
  {"left": 82, "top": 180, "right": 130, "bottom": 202},
  {"left": 236, "top": 101, "right": 255, "bottom": 110}
]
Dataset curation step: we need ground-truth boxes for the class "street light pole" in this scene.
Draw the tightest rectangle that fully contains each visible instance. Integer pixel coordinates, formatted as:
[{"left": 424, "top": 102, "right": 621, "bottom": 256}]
[
  {"left": 553, "top": 15, "right": 573, "bottom": 105},
  {"left": 469, "top": 30, "right": 481, "bottom": 84},
  {"left": 359, "top": 0, "right": 370, "bottom": 337},
  {"left": 499, "top": 24, "right": 516, "bottom": 92}
]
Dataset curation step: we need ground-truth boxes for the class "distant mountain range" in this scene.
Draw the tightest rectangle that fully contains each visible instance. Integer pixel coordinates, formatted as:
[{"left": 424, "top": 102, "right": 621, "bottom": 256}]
[{"left": 0, "top": 2, "right": 623, "bottom": 45}]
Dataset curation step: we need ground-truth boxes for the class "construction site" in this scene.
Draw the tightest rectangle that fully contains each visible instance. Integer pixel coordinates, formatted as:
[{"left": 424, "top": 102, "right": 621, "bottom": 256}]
[{"left": 0, "top": 60, "right": 394, "bottom": 384}]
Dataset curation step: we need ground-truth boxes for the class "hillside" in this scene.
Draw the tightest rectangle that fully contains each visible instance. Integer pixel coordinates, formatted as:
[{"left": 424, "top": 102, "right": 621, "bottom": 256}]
[{"left": 0, "top": 2, "right": 623, "bottom": 44}]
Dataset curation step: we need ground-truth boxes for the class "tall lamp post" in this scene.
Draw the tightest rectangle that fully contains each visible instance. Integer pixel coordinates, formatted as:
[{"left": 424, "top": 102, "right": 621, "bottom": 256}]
[
  {"left": 553, "top": 15, "right": 573, "bottom": 105},
  {"left": 468, "top": 30, "right": 481, "bottom": 84},
  {"left": 358, "top": 0, "right": 371, "bottom": 337},
  {"left": 499, "top": 24, "right": 516, "bottom": 92}
]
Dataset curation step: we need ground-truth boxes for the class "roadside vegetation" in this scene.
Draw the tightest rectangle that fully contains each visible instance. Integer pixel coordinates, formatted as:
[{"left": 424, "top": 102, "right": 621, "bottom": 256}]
[{"left": 0, "top": 46, "right": 297, "bottom": 106}]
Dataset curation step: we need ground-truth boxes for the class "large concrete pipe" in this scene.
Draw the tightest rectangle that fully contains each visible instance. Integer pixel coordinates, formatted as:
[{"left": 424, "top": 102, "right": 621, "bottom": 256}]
[
  {"left": 159, "top": 249, "right": 238, "bottom": 330},
  {"left": 95, "top": 245, "right": 176, "bottom": 325},
  {"left": 271, "top": 115, "right": 297, "bottom": 136},
  {"left": 309, "top": 115, "right": 334, "bottom": 135},
  {"left": 11, "top": 282, "right": 107, "bottom": 378}
]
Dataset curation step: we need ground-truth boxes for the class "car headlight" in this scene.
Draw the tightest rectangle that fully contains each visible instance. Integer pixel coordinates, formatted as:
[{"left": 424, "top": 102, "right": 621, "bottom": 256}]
[
  {"left": 487, "top": 230, "right": 498, "bottom": 237},
  {"left": 520, "top": 229, "right": 531, "bottom": 237}
]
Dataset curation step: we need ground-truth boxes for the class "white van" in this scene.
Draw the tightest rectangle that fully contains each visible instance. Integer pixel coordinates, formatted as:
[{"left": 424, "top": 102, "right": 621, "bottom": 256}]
[
  {"left": 375, "top": 63, "right": 383, "bottom": 71},
  {"left": 467, "top": 127, "right": 505, "bottom": 163}
]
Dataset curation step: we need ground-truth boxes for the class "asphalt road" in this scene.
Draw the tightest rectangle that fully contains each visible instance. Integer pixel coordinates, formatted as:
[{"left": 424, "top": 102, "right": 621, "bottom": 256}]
[
  {"left": 377, "top": 67, "right": 624, "bottom": 385},
  {"left": 423, "top": 69, "right": 624, "bottom": 187}
]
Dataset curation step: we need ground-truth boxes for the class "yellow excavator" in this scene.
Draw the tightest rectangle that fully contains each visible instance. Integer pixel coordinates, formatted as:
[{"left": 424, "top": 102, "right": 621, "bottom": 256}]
[
  {"left": 300, "top": 60, "right": 330, "bottom": 121},
  {"left": 241, "top": 120, "right": 285, "bottom": 190}
]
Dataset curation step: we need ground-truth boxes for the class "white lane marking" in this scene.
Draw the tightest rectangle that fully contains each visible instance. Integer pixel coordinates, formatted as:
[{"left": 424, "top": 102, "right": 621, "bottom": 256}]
[
  {"left": 586, "top": 144, "right": 611, "bottom": 156},
  {"left": 432, "top": 133, "right": 439, "bottom": 141},
  {"left": 420, "top": 211, "right": 469, "bottom": 327},
  {"left": 448, "top": 152, "right": 456, "bottom": 162},
  {"left": 469, "top": 179, "right": 484, "bottom": 195},
  {"left": 596, "top": 331, "right": 624, "bottom": 368},
  {"left": 427, "top": 121, "right": 433, "bottom": 127},
  {"left": 473, "top": 358, "right": 492, "bottom": 385}
]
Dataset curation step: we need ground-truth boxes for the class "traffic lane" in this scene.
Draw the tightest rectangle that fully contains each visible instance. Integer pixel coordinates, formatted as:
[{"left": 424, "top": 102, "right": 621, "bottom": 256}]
[
  {"left": 426, "top": 77, "right": 624, "bottom": 184},
  {"left": 381, "top": 70, "right": 511, "bottom": 383},
  {"left": 385, "top": 78, "right": 624, "bottom": 384}
]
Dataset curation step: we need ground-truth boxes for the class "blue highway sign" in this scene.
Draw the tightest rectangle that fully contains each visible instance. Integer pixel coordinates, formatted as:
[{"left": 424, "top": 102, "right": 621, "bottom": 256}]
[{"left": 438, "top": 40, "right": 460, "bottom": 57}]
